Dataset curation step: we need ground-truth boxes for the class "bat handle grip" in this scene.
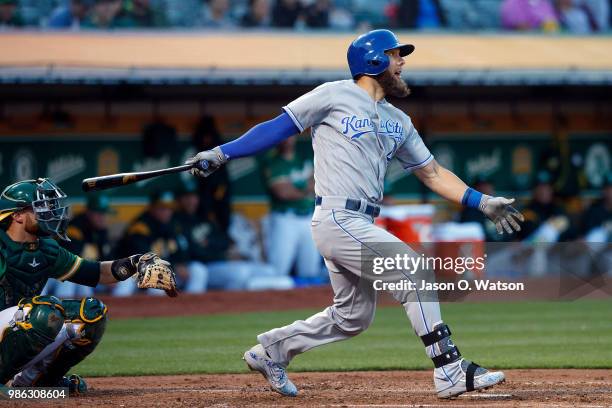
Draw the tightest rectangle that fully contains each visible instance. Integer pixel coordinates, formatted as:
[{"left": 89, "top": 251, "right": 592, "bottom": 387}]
[{"left": 196, "top": 160, "right": 209, "bottom": 171}]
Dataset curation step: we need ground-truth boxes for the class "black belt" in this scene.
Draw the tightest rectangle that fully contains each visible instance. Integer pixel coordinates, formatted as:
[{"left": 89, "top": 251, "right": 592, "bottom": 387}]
[{"left": 315, "top": 196, "right": 381, "bottom": 218}]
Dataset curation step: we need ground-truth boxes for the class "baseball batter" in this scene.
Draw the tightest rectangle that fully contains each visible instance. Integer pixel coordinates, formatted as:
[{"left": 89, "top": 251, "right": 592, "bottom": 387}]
[
  {"left": 188, "top": 29, "right": 524, "bottom": 399},
  {"left": 0, "top": 178, "right": 177, "bottom": 393}
]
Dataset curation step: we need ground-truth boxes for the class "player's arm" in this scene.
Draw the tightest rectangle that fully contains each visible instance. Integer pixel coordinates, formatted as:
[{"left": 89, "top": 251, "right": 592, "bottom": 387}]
[
  {"left": 264, "top": 163, "right": 310, "bottom": 201},
  {"left": 187, "top": 83, "right": 332, "bottom": 177},
  {"left": 186, "top": 113, "right": 300, "bottom": 177},
  {"left": 413, "top": 160, "right": 467, "bottom": 203},
  {"left": 413, "top": 160, "right": 524, "bottom": 234},
  {"left": 54, "top": 247, "right": 177, "bottom": 296},
  {"left": 98, "top": 257, "right": 140, "bottom": 284},
  {"left": 54, "top": 253, "right": 135, "bottom": 285},
  {"left": 269, "top": 179, "right": 310, "bottom": 201}
]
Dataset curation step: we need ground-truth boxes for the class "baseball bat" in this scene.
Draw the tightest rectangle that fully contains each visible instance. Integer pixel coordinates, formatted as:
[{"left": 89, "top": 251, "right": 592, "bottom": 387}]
[{"left": 81, "top": 160, "right": 209, "bottom": 192}]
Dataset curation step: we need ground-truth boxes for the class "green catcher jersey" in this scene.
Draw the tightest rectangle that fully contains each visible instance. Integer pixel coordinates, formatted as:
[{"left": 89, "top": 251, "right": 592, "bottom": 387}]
[
  {"left": 0, "top": 229, "right": 98, "bottom": 310},
  {"left": 262, "top": 151, "right": 315, "bottom": 215}
]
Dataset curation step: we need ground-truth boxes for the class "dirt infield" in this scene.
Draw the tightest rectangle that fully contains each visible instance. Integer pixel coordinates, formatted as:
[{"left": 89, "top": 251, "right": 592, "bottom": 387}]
[{"left": 5, "top": 369, "right": 611, "bottom": 407}]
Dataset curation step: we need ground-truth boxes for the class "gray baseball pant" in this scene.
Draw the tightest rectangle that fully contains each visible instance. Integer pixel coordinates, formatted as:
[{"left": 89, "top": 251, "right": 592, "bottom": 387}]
[{"left": 258, "top": 205, "right": 443, "bottom": 367}]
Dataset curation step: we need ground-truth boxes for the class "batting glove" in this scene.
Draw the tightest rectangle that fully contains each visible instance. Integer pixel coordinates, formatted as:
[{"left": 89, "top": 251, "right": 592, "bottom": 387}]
[
  {"left": 186, "top": 146, "right": 227, "bottom": 178},
  {"left": 480, "top": 195, "right": 525, "bottom": 235}
]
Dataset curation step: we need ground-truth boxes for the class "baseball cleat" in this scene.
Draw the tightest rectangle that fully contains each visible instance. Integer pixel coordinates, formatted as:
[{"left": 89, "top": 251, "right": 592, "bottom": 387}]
[
  {"left": 435, "top": 359, "right": 505, "bottom": 399},
  {"left": 59, "top": 374, "right": 88, "bottom": 395},
  {"left": 243, "top": 344, "right": 298, "bottom": 397}
]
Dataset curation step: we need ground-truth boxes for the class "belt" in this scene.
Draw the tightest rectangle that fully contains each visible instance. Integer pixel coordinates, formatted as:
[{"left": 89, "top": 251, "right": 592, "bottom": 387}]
[{"left": 315, "top": 196, "right": 381, "bottom": 218}]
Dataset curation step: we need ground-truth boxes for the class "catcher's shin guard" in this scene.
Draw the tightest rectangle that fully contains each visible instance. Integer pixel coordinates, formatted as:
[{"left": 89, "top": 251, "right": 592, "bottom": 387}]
[
  {"left": 420, "top": 323, "right": 505, "bottom": 398},
  {"left": 32, "top": 298, "right": 107, "bottom": 387},
  {"left": 0, "top": 296, "right": 65, "bottom": 384}
]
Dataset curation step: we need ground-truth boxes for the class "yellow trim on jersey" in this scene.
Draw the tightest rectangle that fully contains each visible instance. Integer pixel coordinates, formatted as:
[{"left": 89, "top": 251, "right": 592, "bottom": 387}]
[
  {"left": 57, "top": 256, "right": 83, "bottom": 282},
  {"left": 0, "top": 210, "right": 15, "bottom": 222}
]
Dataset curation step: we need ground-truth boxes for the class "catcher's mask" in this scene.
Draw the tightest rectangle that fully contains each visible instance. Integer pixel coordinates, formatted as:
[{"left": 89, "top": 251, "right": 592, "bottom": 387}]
[{"left": 0, "top": 178, "right": 71, "bottom": 241}]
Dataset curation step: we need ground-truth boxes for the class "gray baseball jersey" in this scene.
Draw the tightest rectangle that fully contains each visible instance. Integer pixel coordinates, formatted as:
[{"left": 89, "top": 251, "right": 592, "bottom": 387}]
[
  {"left": 283, "top": 79, "right": 433, "bottom": 203},
  {"left": 258, "top": 80, "right": 442, "bottom": 368}
]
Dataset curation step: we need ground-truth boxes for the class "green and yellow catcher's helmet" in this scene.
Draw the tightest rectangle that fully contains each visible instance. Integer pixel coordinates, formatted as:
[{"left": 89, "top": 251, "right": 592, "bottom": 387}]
[{"left": 0, "top": 178, "right": 71, "bottom": 241}]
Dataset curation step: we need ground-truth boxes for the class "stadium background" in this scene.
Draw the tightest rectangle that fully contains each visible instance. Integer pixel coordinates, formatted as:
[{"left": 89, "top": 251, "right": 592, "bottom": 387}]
[
  {"left": 0, "top": 0, "right": 611, "bottom": 406},
  {"left": 2, "top": 33, "right": 610, "bottom": 218}
]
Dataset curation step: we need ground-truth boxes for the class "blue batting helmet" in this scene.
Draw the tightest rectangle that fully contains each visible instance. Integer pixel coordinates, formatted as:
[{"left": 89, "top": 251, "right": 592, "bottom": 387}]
[{"left": 347, "top": 29, "right": 415, "bottom": 79}]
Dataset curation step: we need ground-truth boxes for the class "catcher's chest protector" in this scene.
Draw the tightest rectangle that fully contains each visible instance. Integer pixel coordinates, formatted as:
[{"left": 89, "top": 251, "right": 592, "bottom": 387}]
[{"left": 0, "top": 231, "right": 61, "bottom": 309}]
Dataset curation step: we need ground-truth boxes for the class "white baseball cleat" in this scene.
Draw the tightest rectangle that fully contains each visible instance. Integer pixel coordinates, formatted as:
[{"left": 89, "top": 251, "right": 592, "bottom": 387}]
[
  {"left": 435, "top": 358, "right": 505, "bottom": 399},
  {"left": 243, "top": 344, "right": 298, "bottom": 397}
]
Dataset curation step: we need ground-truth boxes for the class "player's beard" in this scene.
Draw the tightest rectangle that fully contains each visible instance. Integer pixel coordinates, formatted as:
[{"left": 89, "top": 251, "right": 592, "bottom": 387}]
[
  {"left": 24, "top": 214, "right": 45, "bottom": 237},
  {"left": 376, "top": 70, "right": 411, "bottom": 98}
]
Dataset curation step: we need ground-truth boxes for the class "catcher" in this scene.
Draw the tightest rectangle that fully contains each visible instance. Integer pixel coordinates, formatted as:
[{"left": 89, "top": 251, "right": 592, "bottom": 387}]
[{"left": 0, "top": 178, "right": 177, "bottom": 394}]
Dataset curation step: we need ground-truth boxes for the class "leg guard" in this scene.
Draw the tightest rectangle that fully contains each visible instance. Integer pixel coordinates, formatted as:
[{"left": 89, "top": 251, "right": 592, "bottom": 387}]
[
  {"left": 0, "top": 296, "right": 65, "bottom": 384},
  {"left": 420, "top": 323, "right": 505, "bottom": 398},
  {"left": 420, "top": 324, "right": 462, "bottom": 367},
  {"left": 32, "top": 297, "right": 107, "bottom": 387}
]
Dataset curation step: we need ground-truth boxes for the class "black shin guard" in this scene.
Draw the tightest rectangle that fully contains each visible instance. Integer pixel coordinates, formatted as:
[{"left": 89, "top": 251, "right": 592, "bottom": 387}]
[
  {"left": 420, "top": 324, "right": 452, "bottom": 347},
  {"left": 420, "top": 324, "right": 462, "bottom": 368}
]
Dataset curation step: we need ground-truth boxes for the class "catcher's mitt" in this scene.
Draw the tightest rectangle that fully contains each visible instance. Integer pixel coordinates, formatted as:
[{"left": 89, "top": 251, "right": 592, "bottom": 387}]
[{"left": 135, "top": 252, "right": 178, "bottom": 297}]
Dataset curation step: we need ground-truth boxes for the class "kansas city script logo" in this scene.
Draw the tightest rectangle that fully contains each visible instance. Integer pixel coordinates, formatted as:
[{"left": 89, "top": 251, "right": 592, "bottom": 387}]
[{"left": 341, "top": 116, "right": 403, "bottom": 140}]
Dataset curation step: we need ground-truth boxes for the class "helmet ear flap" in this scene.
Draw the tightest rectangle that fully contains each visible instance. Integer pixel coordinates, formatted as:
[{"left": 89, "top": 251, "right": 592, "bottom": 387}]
[{"left": 365, "top": 51, "right": 389, "bottom": 75}]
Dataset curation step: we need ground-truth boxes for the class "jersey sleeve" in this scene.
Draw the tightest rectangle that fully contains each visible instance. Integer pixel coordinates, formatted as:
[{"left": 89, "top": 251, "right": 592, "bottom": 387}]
[
  {"left": 282, "top": 83, "right": 332, "bottom": 132},
  {"left": 52, "top": 246, "right": 100, "bottom": 287},
  {"left": 394, "top": 116, "right": 434, "bottom": 172}
]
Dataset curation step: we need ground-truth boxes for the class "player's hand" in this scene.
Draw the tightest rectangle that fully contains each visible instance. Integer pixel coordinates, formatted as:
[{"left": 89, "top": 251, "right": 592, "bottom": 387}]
[
  {"left": 480, "top": 196, "right": 525, "bottom": 235},
  {"left": 134, "top": 252, "right": 178, "bottom": 297},
  {"left": 185, "top": 146, "right": 227, "bottom": 177}
]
